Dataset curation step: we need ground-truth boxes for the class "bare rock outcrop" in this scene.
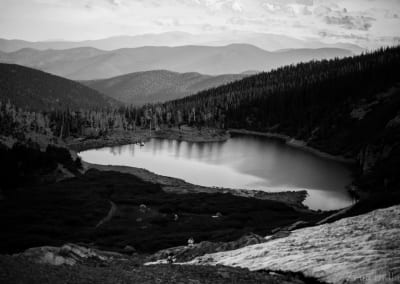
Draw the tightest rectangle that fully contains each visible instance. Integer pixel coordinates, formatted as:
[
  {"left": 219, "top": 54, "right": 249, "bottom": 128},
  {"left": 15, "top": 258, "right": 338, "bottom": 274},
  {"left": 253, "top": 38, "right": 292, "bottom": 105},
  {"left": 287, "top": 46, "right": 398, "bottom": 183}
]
[
  {"left": 147, "top": 233, "right": 266, "bottom": 263},
  {"left": 15, "top": 243, "right": 127, "bottom": 266},
  {"left": 187, "top": 205, "right": 400, "bottom": 284}
]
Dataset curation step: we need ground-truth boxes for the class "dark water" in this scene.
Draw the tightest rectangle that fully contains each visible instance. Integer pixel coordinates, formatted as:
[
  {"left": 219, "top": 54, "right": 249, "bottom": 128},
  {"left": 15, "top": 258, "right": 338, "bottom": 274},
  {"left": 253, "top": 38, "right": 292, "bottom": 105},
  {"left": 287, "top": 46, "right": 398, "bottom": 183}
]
[{"left": 79, "top": 135, "right": 354, "bottom": 210}]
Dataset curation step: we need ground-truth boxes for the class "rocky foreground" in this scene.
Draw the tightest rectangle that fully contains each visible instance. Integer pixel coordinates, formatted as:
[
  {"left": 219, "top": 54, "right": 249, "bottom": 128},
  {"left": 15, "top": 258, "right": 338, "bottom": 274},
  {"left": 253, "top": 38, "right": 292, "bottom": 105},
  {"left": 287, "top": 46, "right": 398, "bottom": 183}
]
[
  {"left": 183, "top": 205, "right": 400, "bottom": 284},
  {"left": 0, "top": 254, "right": 319, "bottom": 284},
  {"left": 0, "top": 244, "right": 321, "bottom": 284},
  {"left": 1, "top": 205, "right": 398, "bottom": 284}
]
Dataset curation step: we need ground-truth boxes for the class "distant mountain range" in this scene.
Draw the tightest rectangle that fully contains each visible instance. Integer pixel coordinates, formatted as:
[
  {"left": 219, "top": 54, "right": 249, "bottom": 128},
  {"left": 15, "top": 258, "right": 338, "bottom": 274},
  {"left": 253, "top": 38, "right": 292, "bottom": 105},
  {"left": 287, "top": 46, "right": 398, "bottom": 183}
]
[
  {"left": 0, "top": 31, "right": 364, "bottom": 53},
  {"left": 0, "top": 63, "right": 118, "bottom": 111},
  {"left": 0, "top": 44, "right": 353, "bottom": 80},
  {"left": 82, "top": 70, "right": 247, "bottom": 105}
]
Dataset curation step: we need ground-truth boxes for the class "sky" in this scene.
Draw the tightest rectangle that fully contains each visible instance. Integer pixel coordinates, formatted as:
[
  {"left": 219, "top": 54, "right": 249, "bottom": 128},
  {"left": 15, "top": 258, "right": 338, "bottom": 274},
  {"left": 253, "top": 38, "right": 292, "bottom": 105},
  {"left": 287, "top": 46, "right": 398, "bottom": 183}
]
[{"left": 0, "top": 0, "right": 399, "bottom": 48}]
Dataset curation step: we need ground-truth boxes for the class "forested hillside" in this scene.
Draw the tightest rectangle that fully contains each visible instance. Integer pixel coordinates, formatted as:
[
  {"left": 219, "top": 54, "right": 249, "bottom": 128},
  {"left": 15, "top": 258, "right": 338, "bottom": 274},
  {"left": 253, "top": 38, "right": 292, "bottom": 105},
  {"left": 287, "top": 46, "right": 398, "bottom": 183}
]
[
  {"left": 0, "top": 63, "right": 118, "bottom": 111},
  {"left": 82, "top": 70, "right": 246, "bottom": 105},
  {"left": 163, "top": 47, "right": 400, "bottom": 154}
]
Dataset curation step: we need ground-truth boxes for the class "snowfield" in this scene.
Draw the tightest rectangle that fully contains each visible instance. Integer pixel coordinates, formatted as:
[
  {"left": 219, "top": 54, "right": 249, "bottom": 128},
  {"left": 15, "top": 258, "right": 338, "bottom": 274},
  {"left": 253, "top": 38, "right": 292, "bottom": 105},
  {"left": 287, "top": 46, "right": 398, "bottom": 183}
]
[{"left": 185, "top": 205, "right": 400, "bottom": 284}]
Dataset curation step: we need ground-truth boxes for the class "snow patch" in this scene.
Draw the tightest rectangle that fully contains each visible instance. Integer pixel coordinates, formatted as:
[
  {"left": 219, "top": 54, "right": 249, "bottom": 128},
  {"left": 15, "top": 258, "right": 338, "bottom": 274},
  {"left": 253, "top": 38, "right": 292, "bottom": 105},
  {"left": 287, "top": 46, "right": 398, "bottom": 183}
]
[{"left": 186, "top": 205, "right": 400, "bottom": 284}]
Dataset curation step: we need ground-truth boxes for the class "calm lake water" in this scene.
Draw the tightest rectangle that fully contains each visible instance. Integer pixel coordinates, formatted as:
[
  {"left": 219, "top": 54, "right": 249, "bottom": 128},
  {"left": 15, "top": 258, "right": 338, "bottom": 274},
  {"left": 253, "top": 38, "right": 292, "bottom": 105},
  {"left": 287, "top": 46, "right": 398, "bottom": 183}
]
[{"left": 79, "top": 135, "right": 354, "bottom": 210}]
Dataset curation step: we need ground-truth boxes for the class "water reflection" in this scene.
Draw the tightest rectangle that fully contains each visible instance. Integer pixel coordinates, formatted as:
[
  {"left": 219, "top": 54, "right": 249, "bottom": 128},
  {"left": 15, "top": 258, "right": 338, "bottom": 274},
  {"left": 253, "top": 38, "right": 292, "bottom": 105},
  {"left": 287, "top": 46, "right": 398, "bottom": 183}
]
[{"left": 79, "top": 135, "right": 354, "bottom": 210}]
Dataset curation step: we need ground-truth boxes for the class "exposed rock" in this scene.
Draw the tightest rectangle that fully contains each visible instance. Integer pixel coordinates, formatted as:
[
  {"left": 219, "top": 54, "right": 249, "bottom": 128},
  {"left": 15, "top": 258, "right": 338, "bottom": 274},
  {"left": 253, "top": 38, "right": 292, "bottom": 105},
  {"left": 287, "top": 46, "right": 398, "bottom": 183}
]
[
  {"left": 269, "top": 230, "right": 291, "bottom": 240},
  {"left": 123, "top": 245, "right": 136, "bottom": 254},
  {"left": 187, "top": 205, "right": 400, "bottom": 284},
  {"left": 146, "top": 233, "right": 266, "bottom": 263},
  {"left": 15, "top": 243, "right": 127, "bottom": 266},
  {"left": 269, "top": 221, "right": 309, "bottom": 239},
  {"left": 286, "top": 220, "right": 309, "bottom": 230},
  {"left": 0, "top": 255, "right": 321, "bottom": 284},
  {"left": 316, "top": 206, "right": 353, "bottom": 225}
]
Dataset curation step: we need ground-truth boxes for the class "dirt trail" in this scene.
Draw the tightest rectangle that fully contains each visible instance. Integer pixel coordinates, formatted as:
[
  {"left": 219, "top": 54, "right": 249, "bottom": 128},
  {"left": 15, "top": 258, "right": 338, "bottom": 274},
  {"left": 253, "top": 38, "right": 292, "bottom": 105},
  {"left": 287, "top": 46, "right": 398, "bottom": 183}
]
[{"left": 96, "top": 201, "right": 117, "bottom": 228}]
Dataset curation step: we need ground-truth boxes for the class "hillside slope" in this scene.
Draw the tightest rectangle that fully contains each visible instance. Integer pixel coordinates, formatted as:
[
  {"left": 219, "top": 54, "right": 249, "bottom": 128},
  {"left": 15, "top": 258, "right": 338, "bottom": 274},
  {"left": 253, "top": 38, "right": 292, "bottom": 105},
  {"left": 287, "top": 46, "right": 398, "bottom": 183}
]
[
  {"left": 0, "top": 63, "right": 118, "bottom": 110},
  {"left": 187, "top": 205, "right": 400, "bottom": 284},
  {"left": 0, "top": 45, "right": 352, "bottom": 79},
  {"left": 82, "top": 70, "right": 247, "bottom": 104}
]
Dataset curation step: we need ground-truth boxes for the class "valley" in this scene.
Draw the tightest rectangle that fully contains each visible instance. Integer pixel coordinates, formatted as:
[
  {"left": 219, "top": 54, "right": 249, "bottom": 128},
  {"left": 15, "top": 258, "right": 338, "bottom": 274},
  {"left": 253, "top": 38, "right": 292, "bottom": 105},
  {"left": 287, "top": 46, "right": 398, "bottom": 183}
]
[
  {"left": 0, "top": 40, "right": 399, "bottom": 283},
  {"left": 81, "top": 70, "right": 247, "bottom": 104}
]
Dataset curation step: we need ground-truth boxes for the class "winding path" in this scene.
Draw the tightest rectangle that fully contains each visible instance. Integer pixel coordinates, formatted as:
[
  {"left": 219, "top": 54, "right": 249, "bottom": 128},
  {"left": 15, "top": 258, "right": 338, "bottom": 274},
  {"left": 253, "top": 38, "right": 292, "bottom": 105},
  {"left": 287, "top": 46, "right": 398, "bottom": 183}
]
[{"left": 96, "top": 201, "right": 117, "bottom": 228}]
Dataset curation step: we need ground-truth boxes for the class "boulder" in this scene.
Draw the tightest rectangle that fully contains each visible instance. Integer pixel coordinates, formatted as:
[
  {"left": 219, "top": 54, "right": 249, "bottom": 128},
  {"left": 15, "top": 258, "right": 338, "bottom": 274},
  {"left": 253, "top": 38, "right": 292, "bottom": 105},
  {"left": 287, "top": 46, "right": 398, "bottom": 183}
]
[
  {"left": 123, "top": 245, "right": 136, "bottom": 254},
  {"left": 15, "top": 243, "right": 127, "bottom": 266}
]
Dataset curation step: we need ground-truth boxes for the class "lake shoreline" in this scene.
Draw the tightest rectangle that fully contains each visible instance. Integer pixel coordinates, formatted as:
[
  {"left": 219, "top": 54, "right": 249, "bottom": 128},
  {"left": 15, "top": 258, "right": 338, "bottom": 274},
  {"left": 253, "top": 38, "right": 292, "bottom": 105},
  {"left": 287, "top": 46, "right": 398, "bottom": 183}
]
[
  {"left": 69, "top": 126, "right": 355, "bottom": 211},
  {"left": 67, "top": 127, "right": 229, "bottom": 152},
  {"left": 68, "top": 127, "right": 356, "bottom": 165},
  {"left": 228, "top": 129, "right": 356, "bottom": 164},
  {"left": 84, "top": 162, "right": 310, "bottom": 211}
]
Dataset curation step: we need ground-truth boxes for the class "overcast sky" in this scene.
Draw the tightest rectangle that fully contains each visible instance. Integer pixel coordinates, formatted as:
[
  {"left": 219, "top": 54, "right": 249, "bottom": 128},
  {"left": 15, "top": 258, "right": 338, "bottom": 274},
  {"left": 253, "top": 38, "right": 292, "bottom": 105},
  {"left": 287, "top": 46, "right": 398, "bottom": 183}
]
[{"left": 0, "top": 0, "right": 399, "bottom": 48}]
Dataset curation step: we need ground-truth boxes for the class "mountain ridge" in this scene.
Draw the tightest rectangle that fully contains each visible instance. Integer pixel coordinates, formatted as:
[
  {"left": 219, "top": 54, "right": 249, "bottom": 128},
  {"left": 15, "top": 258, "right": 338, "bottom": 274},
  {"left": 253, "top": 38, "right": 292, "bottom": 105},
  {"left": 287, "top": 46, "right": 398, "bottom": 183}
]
[
  {"left": 0, "top": 31, "right": 364, "bottom": 53},
  {"left": 0, "top": 45, "right": 353, "bottom": 80}
]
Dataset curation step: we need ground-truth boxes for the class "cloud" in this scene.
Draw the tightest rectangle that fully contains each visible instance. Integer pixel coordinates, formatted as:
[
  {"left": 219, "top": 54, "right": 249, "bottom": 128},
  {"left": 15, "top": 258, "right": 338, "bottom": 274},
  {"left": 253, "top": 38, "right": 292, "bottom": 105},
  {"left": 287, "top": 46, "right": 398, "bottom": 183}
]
[
  {"left": 318, "top": 30, "right": 369, "bottom": 41},
  {"left": 313, "top": 4, "right": 376, "bottom": 31},
  {"left": 1, "top": 0, "right": 399, "bottom": 49},
  {"left": 324, "top": 14, "right": 374, "bottom": 30},
  {"left": 262, "top": 2, "right": 295, "bottom": 15},
  {"left": 186, "top": 0, "right": 244, "bottom": 12}
]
